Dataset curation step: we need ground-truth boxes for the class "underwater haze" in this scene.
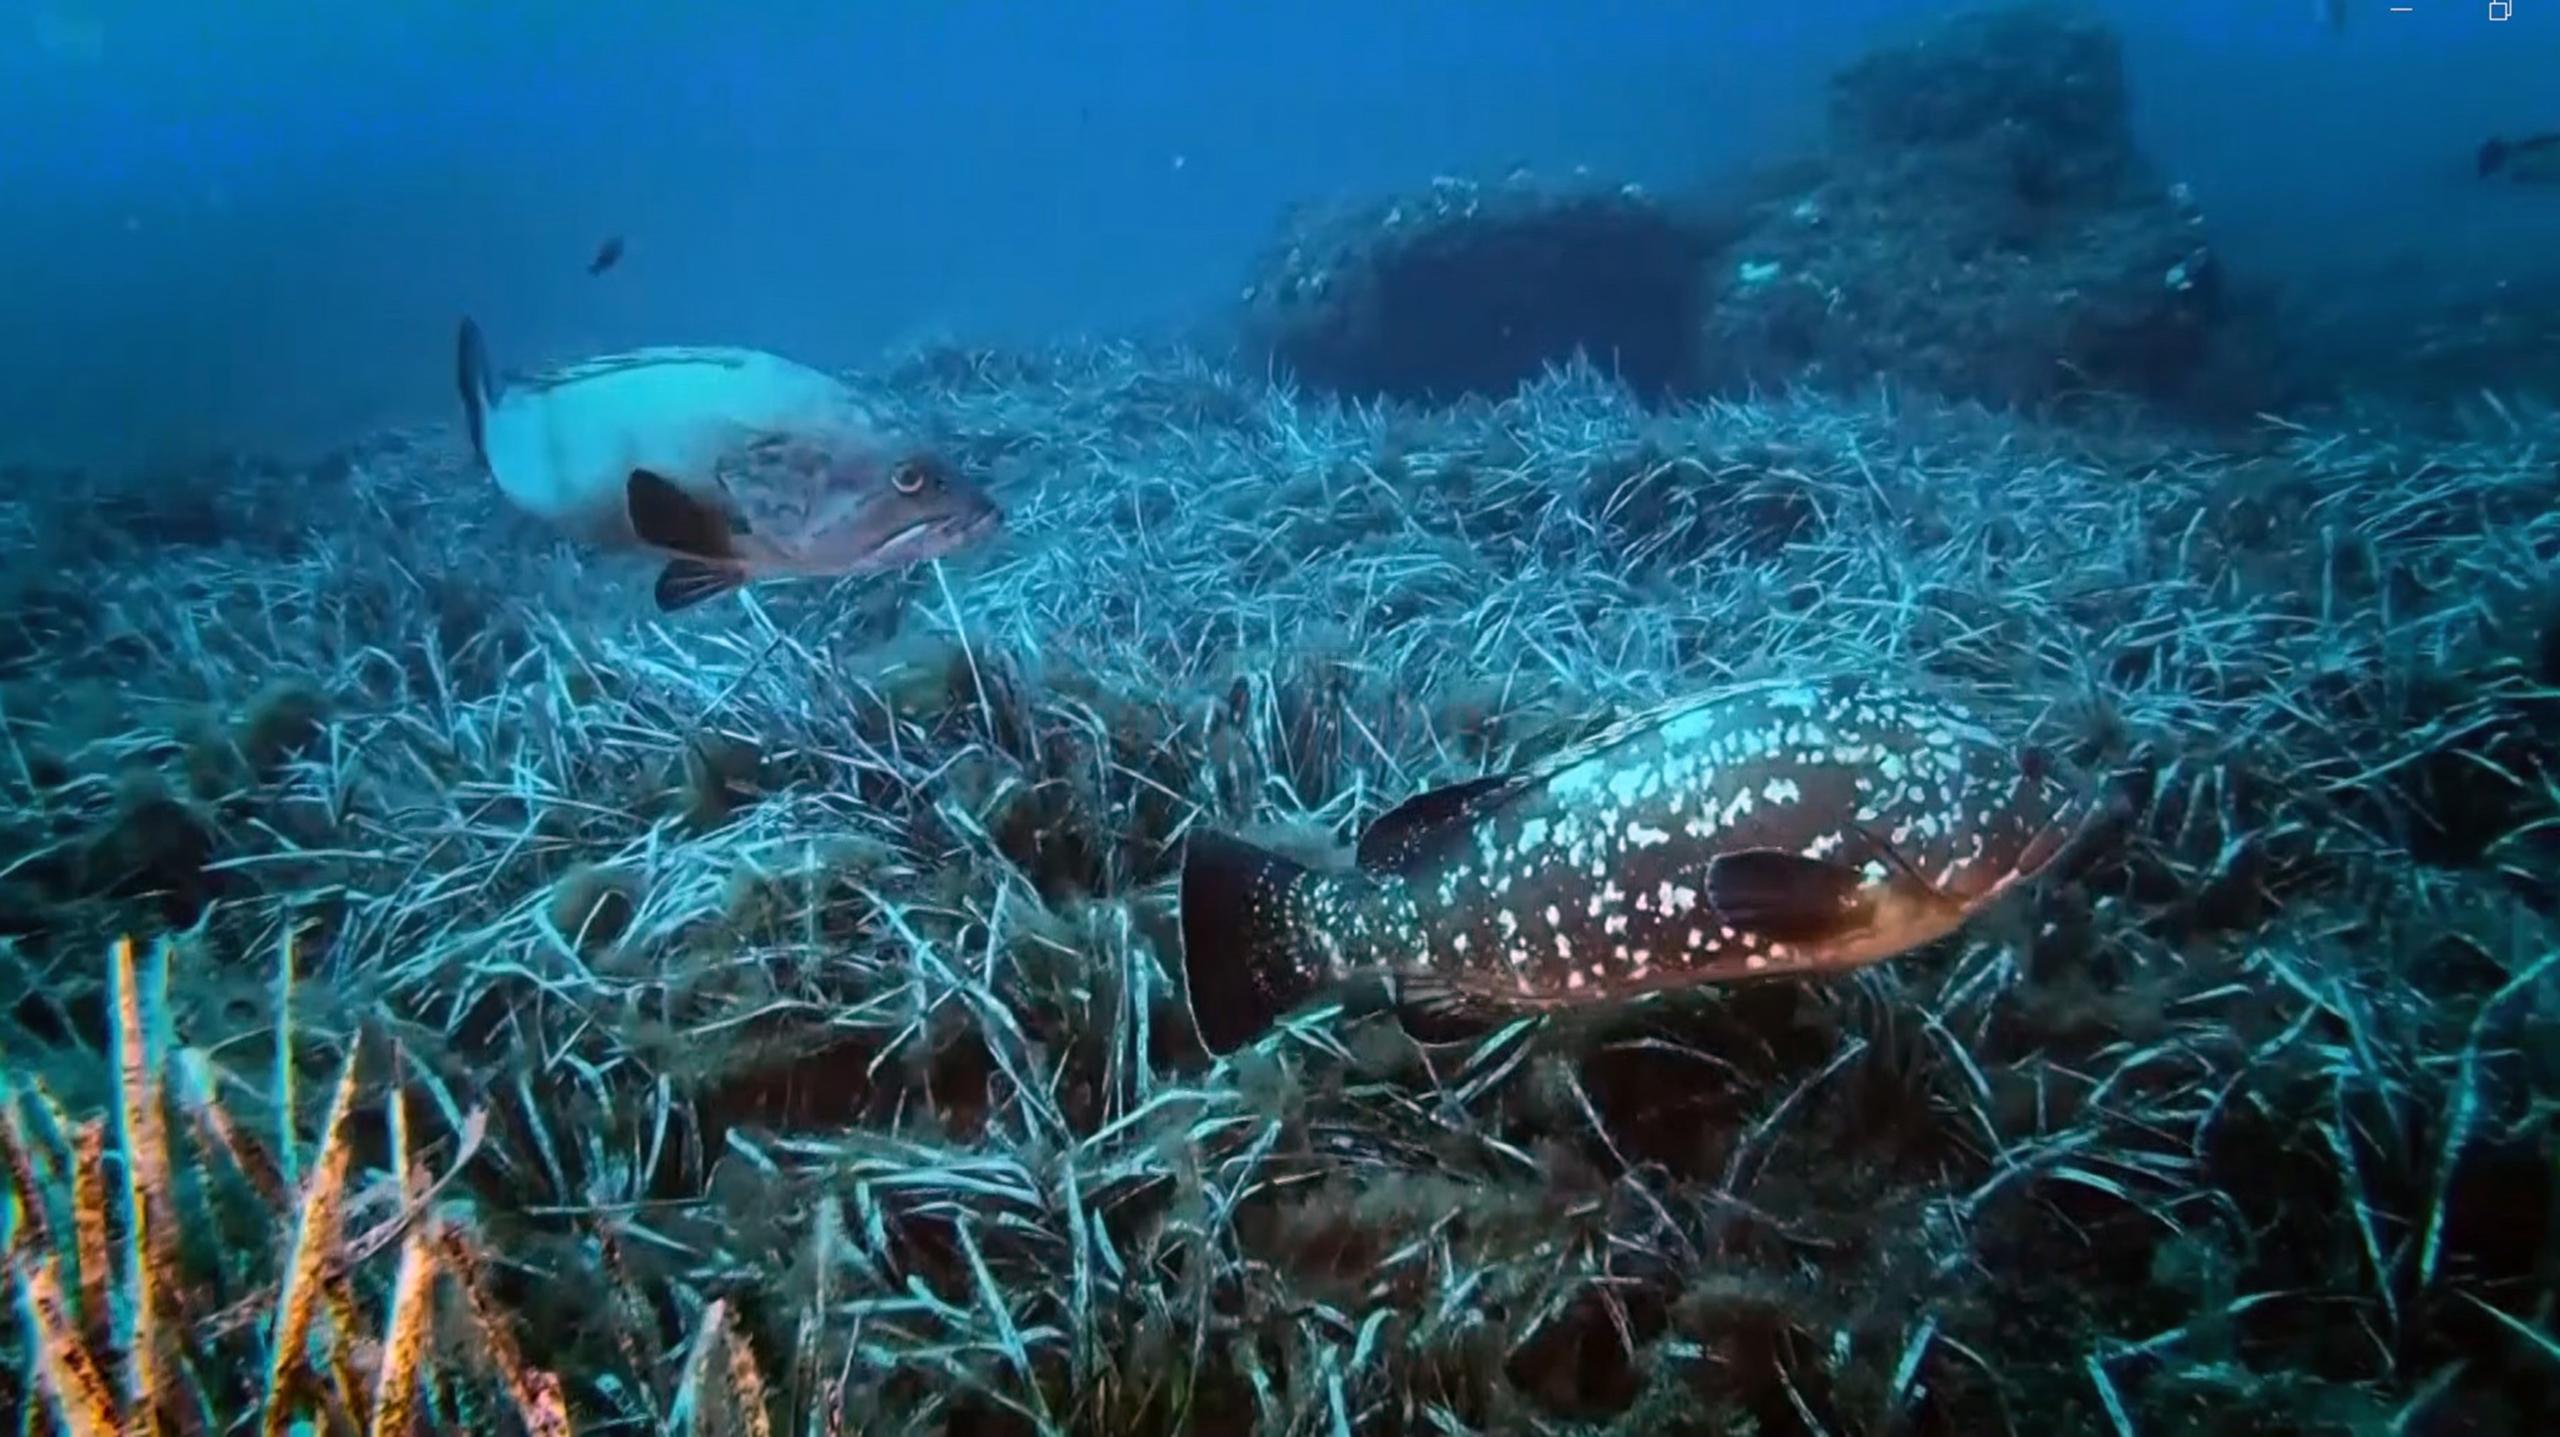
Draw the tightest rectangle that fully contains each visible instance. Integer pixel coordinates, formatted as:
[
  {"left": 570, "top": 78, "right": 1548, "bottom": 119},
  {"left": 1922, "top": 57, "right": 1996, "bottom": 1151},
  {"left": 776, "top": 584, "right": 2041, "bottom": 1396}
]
[
  {"left": 0, "top": 0, "right": 1840, "bottom": 469},
  {"left": 3, "top": 0, "right": 2555, "bottom": 469},
  {"left": 10, "top": 2, "right": 2560, "bottom": 1434}
]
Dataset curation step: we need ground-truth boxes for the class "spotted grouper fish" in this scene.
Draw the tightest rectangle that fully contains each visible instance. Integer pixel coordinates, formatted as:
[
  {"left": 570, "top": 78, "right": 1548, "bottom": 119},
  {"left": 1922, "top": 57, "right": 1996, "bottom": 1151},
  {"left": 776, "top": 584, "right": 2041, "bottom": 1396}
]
[{"left": 1178, "top": 674, "right": 2111, "bottom": 1054}]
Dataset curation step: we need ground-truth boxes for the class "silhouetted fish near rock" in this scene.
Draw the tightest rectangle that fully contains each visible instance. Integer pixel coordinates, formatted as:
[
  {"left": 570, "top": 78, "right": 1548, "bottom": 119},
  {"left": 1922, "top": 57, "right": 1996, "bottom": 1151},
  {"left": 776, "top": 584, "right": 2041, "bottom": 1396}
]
[
  {"left": 1178, "top": 675, "right": 2111, "bottom": 1054},
  {"left": 589, "top": 235, "right": 624, "bottom": 275},
  {"left": 2478, "top": 133, "right": 2560, "bottom": 184}
]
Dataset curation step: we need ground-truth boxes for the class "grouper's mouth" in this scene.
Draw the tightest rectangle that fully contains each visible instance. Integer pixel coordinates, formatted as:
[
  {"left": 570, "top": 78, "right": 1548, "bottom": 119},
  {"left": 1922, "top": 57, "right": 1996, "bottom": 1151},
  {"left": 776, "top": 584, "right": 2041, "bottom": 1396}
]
[
  {"left": 864, "top": 506, "right": 1003, "bottom": 569},
  {"left": 2009, "top": 778, "right": 2138, "bottom": 893}
]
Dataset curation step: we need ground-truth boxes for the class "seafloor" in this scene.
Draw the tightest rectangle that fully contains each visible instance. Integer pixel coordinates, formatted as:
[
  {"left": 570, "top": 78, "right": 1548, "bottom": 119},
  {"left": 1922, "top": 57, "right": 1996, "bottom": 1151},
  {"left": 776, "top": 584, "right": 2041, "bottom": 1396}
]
[
  {"left": 3, "top": 337, "right": 2558, "bottom": 1433},
  {"left": 9, "top": 0, "right": 2560, "bottom": 1427}
]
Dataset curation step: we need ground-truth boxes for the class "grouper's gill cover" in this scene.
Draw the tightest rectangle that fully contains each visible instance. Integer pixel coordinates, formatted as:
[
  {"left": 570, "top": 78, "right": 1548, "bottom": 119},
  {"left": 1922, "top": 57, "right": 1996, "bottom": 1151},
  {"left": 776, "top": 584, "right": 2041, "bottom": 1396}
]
[{"left": 1179, "top": 675, "right": 2096, "bottom": 1055}]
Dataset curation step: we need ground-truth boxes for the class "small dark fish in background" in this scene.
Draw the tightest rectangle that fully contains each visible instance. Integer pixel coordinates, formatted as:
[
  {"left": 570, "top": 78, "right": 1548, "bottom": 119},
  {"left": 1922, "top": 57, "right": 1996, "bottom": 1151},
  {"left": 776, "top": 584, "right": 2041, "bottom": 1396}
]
[
  {"left": 588, "top": 235, "right": 625, "bottom": 275},
  {"left": 2478, "top": 134, "right": 2560, "bottom": 184},
  {"left": 1178, "top": 674, "right": 2113, "bottom": 1055},
  {"left": 2320, "top": 0, "right": 2345, "bottom": 35}
]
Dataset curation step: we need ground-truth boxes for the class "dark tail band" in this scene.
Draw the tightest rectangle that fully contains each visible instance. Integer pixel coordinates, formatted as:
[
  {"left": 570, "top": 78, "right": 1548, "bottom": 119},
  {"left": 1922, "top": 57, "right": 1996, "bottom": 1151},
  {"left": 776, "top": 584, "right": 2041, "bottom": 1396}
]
[
  {"left": 456, "top": 317, "right": 499, "bottom": 468},
  {"left": 2479, "top": 138, "right": 2511, "bottom": 178},
  {"left": 1178, "top": 830, "right": 1327, "bottom": 1055}
]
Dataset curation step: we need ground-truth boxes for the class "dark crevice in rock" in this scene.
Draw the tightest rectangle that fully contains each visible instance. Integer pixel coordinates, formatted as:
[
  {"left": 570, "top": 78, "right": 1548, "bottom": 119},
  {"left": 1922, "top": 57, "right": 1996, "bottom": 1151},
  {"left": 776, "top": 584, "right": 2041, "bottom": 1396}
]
[{"left": 1241, "top": 181, "right": 1712, "bottom": 407}]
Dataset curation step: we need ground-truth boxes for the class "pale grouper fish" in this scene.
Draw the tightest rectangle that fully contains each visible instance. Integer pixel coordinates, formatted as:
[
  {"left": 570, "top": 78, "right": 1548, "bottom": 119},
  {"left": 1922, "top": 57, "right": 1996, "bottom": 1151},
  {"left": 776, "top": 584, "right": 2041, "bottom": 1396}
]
[
  {"left": 1178, "top": 674, "right": 2109, "bottom": 1054},
  {"left": 455, "top": 317, "right": 1001, "bottom": 610}
]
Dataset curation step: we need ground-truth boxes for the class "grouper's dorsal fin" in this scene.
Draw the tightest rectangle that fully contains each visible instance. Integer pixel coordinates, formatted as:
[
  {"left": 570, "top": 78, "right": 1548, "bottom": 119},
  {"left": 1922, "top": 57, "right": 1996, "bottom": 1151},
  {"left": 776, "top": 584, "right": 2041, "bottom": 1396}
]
[
  {"left": 1356, "top": 773, "right": 1517, "bottom": 873},
  {"left": 520, "top": 347, "right": 754, "bottom": 393},
  {"left": 1511, "top": 677, "right": 1813, "bottom": 786},
  {"left": 1351, "top": 690, "right": 1750, "bottom": 875}
]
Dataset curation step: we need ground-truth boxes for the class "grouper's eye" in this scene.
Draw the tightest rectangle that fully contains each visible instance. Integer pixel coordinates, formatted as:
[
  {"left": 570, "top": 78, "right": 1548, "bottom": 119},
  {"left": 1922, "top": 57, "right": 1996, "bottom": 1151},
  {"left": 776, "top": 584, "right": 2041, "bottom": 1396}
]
[{"left": 889, "top": 458, "right": 935, "bottom": 496}]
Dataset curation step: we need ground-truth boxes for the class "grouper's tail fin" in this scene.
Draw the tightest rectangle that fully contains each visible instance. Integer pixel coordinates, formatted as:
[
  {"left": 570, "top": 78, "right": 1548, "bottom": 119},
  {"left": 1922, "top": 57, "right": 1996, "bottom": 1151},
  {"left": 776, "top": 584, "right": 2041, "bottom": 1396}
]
[
  {"left": 456, "top": 316, "right": 501, "bottom": 468},
  {"left": 1179, "top": 829, "right": 1331, "bottom": 1055}
]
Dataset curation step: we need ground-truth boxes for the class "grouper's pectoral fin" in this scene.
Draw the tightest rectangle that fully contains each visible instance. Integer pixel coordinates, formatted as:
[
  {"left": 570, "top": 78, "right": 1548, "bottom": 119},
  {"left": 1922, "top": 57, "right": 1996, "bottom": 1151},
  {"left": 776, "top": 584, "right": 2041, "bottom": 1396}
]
[
  {"left": 1356, "top": 773, "right": 1518, "bottom": 873},
  {"left": 654, "top": 559, "right": 745, "bottom": 612},
  {"left": 1390, "top": 973, "right": 1504, "bottom": 1046},
  {"left": 630, "top": 468, "right": 753, "bottom": 612},
  {"left": 627, "top": 468, "right": 745, "bottom": 558},
  {"left": 1704, "top": 848, "right": 1868, "bottom": 944}
]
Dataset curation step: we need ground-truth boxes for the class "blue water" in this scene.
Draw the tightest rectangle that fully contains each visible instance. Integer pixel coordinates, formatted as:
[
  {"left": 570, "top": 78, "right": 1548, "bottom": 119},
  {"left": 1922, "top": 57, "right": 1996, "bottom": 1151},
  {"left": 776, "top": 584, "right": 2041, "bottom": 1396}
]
[{"left": 0, "top": 0, "right": 2553, "bottom": 471}]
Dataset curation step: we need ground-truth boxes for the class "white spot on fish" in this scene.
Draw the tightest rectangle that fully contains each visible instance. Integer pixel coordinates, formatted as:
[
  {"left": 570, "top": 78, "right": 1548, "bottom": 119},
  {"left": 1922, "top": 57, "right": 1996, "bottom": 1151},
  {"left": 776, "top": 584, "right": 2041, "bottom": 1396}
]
[
  {"left": 1608, "top": 766, "right": 1650, "bottom": 806},
  {"left": 1548, "top": 757, "right": 1607, "bottom": 798},
  {"left": 1658, "top": 705, "right": 1719, "bottom": 746}
]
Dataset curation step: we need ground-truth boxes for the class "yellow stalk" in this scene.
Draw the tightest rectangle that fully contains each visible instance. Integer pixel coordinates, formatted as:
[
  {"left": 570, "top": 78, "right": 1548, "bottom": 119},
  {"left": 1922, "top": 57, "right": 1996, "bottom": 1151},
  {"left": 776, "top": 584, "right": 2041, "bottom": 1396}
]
[
  {"left": 10, "top": 1250, "right": 121, "bottom": 1437},
  {"left": 722, "top": 1317, "right": 773, "bottom": 1437},
  {"left": 107, "top": 936, "right": 180, "bottom": 1430},
  {"left": 173, "top": 1049, "right": 285, "bottom": 1209},
  {"left": 321, "top": 1280, "right": 374, "bottom": 1432},
  {"left": 69, "top": 1119, "right": 108, "bottom": 1352},
  {"left": 521, "top": 1371, "right": 573, "bottom": 1437},
  {"left": 254, "top": 1037, "right": 363, "bottom": 1437},
  {"left": 435, "top": 1226, "right": 573, "bottom": 1437},
  {"left": 0, "top": 1073, "right": 54, "bottom": 1261},
  {"left": 363, "top": 1206, "right": 440, "bottom": 1437}
]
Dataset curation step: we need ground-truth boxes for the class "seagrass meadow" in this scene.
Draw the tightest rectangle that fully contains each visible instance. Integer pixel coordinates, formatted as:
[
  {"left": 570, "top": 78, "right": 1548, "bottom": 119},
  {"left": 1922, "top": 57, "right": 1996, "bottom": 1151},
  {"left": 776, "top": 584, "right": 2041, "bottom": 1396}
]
[{"left": 4, "top": 342, "right": 2560, "bottom": 1435}]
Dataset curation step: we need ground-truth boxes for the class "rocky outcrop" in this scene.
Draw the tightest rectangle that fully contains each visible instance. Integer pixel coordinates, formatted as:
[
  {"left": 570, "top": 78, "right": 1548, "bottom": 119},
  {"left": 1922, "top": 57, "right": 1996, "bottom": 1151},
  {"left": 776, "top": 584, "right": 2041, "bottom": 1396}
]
[
  {"left": 1701, "top": 0, "right": 2257, "bottom": 415},
  {"left": 1238, "top": 1, "right": 2268, "bottom": 420},
  {"left": 1236, "top": 173, "right": 1716, "bottom": 406}
]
